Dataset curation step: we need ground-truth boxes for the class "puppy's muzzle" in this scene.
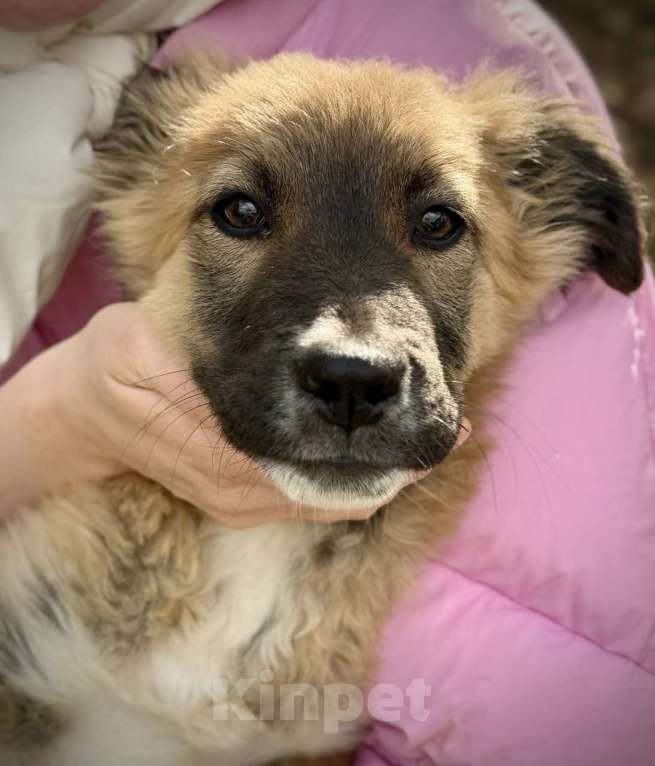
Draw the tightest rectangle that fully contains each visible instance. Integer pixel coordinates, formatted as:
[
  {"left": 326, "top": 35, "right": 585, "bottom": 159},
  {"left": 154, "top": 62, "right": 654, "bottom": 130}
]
[{"left": 294, "top": 352, "right": 404, "bottom": 434}]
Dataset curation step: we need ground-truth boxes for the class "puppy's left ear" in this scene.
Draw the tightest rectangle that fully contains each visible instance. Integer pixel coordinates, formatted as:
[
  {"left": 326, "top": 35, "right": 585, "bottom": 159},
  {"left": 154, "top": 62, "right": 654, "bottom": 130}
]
[{"left": 485, "top": 83, "right": 649, "bottom": 295}]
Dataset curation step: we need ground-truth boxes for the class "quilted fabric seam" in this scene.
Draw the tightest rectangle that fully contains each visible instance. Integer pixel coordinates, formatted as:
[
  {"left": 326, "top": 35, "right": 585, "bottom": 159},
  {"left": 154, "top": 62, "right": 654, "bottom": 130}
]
[{"left": 438, "top": 561, "right": 655, "bottom": 679}]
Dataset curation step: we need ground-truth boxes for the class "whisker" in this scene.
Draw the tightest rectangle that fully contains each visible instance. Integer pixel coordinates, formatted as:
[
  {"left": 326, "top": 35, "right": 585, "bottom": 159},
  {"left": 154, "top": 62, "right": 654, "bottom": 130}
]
[
  {"left": 145, "top": 402, "right": 210, "bottom": 469},
  {"left": 397, "top": 490, "right": 429, "bottom": 519},
  {"left": 433, "top": 413, "right": 459, "bottom": 437},
  {"left": 122, "top": 385, "right": 201, "bottom": 459},
  {"left": 458, "top": 397, "right": 556, "bottom": 527},
  {"left": 411, "top": 481, "right": 458, "bottom": 511},
  {"left": 237, "top": 463, "right": 268, "bottom": 503},
  {"left": 170, "top": 412, "right": 217, "bottom": 491},
  {"left": 213, "top": 437, "right": 232, "bottom": 495},
  {"left": 133, "top": 368, "right": 192, "bottom": 385}
]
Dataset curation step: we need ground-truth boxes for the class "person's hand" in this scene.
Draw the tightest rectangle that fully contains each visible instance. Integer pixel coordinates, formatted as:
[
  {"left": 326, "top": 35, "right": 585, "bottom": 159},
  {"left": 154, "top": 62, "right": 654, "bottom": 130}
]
[
  {"left": 1, "top": 302, "right": 433, "bottom": 525},
  {"left": 72, "top": 302, "right": 398, "bottom": 526}
]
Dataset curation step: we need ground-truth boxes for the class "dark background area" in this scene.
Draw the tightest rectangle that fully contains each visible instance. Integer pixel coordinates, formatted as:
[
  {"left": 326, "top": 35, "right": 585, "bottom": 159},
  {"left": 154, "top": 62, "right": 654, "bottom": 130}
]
[{"left": 543, "top": 0, "right": 654, "bottom": 254}]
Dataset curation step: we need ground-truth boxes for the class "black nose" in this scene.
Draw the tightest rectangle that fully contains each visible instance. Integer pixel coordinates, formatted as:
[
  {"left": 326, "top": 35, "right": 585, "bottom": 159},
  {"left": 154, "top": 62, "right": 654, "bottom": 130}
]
[{"left": 295, "top": 353, "right": 403, "bottom": 433}]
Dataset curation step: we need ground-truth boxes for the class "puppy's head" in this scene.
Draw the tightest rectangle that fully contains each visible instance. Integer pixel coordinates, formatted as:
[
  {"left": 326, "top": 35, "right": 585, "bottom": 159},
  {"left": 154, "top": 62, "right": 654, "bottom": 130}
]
[{"left": 96, "top": 53, "right": 647, "bottom": 510}]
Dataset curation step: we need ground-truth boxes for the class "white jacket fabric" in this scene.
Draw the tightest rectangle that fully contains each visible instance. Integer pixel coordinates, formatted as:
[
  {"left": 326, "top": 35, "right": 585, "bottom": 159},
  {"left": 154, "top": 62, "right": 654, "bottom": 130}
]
[{"left": 0, "top": 0, "right": 218, "bottom": 365}]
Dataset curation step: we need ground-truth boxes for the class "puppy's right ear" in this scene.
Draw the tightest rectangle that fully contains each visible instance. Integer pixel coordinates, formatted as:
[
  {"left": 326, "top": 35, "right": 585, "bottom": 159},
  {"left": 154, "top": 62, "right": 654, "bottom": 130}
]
[
  {"left": 94, "top": 52, "right": 240, "bottom": 295},
  {"left": 95, "top": 52, "right": 238, "bottom": 197},
  {"left": 94, "top": 65, "right": 170, "bottom": 196}
]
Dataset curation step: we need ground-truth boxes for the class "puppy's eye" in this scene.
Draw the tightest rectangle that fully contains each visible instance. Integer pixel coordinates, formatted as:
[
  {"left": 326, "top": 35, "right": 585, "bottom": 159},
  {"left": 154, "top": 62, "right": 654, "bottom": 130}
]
[
  {"left": 210, "top": 193, "right": 268, "bottom": 237},
  {"left": 414, "top": 206, "right": 464, "bottom": 248}
]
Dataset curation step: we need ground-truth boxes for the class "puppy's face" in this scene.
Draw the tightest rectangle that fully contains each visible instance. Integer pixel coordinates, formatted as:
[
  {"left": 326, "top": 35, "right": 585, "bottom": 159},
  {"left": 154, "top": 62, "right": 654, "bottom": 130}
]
[{"left": 97, "top": 54, "right": 646, "bottom": 510}]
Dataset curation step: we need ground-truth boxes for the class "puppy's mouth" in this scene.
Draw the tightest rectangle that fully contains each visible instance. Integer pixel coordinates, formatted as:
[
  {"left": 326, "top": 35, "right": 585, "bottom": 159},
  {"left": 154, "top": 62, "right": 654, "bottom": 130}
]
[
  {"left": 299, "top": 456, "right": 386, "bottom": 472},
  {"left": 261, "top": 457, "right": 414, "bottom": 511},
  {"left": 259, "top": 419, "right": 471, "bottom": 512}
]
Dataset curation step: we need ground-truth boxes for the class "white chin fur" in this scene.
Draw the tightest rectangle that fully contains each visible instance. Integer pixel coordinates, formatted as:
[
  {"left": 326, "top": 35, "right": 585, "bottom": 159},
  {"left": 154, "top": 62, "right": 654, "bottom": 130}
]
[{"left": 261, "top": 461, "right": 410, "bottom": 511}]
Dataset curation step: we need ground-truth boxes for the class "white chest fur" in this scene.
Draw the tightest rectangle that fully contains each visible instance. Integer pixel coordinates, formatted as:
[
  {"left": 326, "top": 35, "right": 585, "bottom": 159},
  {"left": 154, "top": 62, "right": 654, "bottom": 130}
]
[{"left": 114, "top": 521, "right": 352, "bottom": 765}]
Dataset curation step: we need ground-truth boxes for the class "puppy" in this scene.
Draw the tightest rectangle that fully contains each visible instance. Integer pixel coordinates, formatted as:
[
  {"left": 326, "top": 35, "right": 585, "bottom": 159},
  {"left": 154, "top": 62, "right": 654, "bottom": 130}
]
[{"left": 0, "top": 53, "right": 646, "bottom": 766}]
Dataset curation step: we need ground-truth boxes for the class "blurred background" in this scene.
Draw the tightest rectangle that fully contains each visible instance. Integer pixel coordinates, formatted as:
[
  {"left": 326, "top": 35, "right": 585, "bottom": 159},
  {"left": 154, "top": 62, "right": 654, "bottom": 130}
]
[{"left": 544, "top": 0, "right": 654, "bottom": 255}]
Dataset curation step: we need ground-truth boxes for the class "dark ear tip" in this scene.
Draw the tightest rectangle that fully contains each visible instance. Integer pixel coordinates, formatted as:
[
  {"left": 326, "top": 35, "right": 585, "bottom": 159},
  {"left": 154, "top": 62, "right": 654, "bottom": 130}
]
[
  {"left": 624, "top": 257, "right": 644, "bottom": 294},
  {"left": 506, "top": 120, "right": 648, "bottom": 297},
  {"left": 597, "top": 253, "right": 645, "bottom": 295},
  {"left": 611, "top": 269, "right": 644, "bottom": 296}
]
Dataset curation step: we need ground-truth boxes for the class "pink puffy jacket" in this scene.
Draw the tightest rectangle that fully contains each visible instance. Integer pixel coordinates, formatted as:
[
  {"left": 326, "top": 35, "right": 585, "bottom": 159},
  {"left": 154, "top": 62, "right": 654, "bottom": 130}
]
[{"left": 5, "top": 2, "right": 655, "bottom": 764}]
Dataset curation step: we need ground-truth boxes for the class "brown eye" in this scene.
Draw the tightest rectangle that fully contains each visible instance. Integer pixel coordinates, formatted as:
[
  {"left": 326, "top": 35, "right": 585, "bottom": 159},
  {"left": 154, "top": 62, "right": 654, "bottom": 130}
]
[
  {"left": 414, "top": 206, "right": 464, "bottom": 248},
  {"left": 211, "top": 193, "right": 268, "bottom": 237}
]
